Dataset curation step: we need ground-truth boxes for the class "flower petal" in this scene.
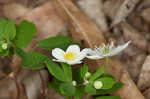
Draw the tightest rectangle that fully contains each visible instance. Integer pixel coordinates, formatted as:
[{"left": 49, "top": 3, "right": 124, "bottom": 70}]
[
  {"left": 52, "top": 48, "right": 65, "bottom": 61},
  {"left": 86, "top": 55, "right": 104, "bottom": 59},
  {"left": 65, "top": 48, "right": 89, "bottom": 65},
  {"left": 66, "top": 45, "right": 80, "bottom": 54},
  {"left": 109, "top": 41, "right": 114, "bottom": 50},
  {"left": 52, "top": 59, "right": 65, "bottom": 63},
  {"left": 86, "top": 48, "right": 104, "bottom": 59},
  {"left": 109, "top": 41, "right": 131, "bottom": 56},
  {"left": 75, "top": 48, "right": 89, "bottom": 61},
  {"left": 67, "top": 61, "right": 82, "bottom": 65}
]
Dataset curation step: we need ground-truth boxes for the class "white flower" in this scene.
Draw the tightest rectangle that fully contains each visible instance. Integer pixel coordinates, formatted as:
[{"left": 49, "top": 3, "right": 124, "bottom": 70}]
[
  {"left": 93, "top": 80, "right": 103, "bottom": 89},
  {"left": 52, "top": 45, "right": 88, "bottom": 65},
  {"left": 86, "top": 41, "right": 131, "bottom": 59}
]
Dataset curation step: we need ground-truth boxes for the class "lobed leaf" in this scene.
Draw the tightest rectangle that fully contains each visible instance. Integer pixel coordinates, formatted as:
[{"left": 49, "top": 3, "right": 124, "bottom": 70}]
[
  {"left": 96, "top": 82, "right": 123, "bottom": 95},
  {"left": 60, "top": 82, "right": 76, "bottom": 96},
  {"left": 20, "top": 52, "right": 48, "bottom": 70},
  {"left": 80, "top": 64, "right": 88, "bottom": 78},
  {"left": 95, "top": 96, "right": 121, "bottom": 99},
  {"left": 61, "top": 63, "right": 72, "bottom": 81},
  {"left": 14, "top": 20, "right": 36, "bottom": 49},
  {"left": 85, "top": 85, "right": 96, "bottom": 95},
  {"left": 4, "top": 20, "right": 16, "bottom": 40},
  {"left": 89, "top": 66, "right": 104, "bottom": 83},
  {"left": 37, "top": 35, "right": 72, "bottom": 50},
  {"left": 98, "top": 77, "right": 115, "bottom": 89},
  {"left": 45, "top": 59, "right": 68, "bottom": 82}
]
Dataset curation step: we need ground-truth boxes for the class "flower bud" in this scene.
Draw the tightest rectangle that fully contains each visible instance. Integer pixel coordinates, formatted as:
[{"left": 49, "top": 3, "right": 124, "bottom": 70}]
[
  {"left": 85, "top": 72, "right": 91, "bottom": 79},
  {"left": 2, "top": 43, "right": 8, "bottom": 50},
  {"left": 93, "top": 81, "right": 103, "bottom": 89},
  {"left": 83, "top": 80, "right": 89, "bottom": 85},
  {"left": 72, "top": 81, "right": 77, "bottom": 86}
]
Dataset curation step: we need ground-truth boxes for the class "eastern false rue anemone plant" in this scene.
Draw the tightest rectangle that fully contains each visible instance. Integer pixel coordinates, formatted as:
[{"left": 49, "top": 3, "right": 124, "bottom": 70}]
[
  {"left": 0, "top": 19, "right": 130, "bottom": 99},
  {"left": 45, "top": 37, "right": 130, "bottom": 99}
]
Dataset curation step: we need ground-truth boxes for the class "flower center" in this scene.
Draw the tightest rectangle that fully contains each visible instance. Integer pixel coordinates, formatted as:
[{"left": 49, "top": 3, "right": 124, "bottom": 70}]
[{"left": 64, "top": 52, "right": 76, "bottom": 61}]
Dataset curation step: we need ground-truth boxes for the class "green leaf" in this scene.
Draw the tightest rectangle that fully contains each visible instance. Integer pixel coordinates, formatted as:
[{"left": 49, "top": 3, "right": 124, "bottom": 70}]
[
  {"left": 98, "top": 77, "right": 115, "bottom": 89},
  {"left": 80, "top": 64, "right": 88, "bottom": 78},
  {"left": 37, "top": 35, "right": 72, "bottom": 50},
  {"left": 4, "top": 20, "right": 16, "bottom": 40},
  {"left": 0, "top": 19, "right": 7, "bottom": 39},
  {"left": 96, "top": 82, "right": 123, "bottom": 95},
  {"left": 85, "top": 85, "right": 96, "bottom": 95},
  {"left": 60, "top": 82, "right": 76, "bottom": 96},
  {"left": 27, "top": 65, "right": 44, "bottom": 70},
  {"left": 48, "top": 82, "right": 60, "bottom": 93},
  {"left": 15, "top": 47, "right": 26, "bottom": 59},
  {"left": 45, "top": 59, "right": 68, "bottom": 82},
  {"left": 74, "top": 86, "right": 85, "bottom": 99},
  {"left": 14, "top": 20, "right": 36, "bottom": 49},
  {"left": 95, "top": 96, "right": 121, "bottom": 99},
  {"left": 73, "top": 67, "right": 83, "bottom": 84},
  {"left": 21, "top": 52, "right": 48, "bottom": 70},
  {"left": 0, "top": 49, "right": 9, "bottom": 56},
  {"left": 61, "top": 63, "right": 72, "bottom": 81},
  {"left": 89, "top": 66, "right": 104, "bottom": 83}
]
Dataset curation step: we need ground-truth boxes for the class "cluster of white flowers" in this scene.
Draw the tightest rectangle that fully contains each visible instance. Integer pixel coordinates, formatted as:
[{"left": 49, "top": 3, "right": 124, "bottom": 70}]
[{"left": 52, "top": 41, "right": 131, "bottom": 65}]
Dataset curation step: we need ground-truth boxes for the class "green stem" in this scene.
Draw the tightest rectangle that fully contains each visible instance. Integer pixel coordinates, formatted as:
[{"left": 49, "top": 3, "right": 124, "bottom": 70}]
[{"left": 105, "top": 56, "right": 109, "bottom": 73}]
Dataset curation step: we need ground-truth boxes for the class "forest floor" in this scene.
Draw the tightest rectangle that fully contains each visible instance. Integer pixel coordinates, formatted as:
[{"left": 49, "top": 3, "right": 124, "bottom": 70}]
[{"left": 0, "top": 0, "right": 150, "bottom": 99}]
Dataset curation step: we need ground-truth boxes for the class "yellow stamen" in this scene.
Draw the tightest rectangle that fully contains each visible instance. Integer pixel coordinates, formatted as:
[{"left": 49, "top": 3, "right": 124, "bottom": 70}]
[{"left": 64, "top": 52, "right": 76, "bottom": 61}]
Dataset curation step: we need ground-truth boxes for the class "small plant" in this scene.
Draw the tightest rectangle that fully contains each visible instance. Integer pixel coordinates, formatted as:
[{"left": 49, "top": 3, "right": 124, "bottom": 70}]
[{"left": 0, "top": 19, "right": 130, "bottom": 99}]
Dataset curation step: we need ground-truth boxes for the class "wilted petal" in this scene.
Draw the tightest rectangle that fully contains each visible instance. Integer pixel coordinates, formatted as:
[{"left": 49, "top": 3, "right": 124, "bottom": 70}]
[
  {"left": 52, "top": 48, "right": 65, "bottom": 62},
  {"left": 109, "top": 41, "right": 131, "bottom": 56}
]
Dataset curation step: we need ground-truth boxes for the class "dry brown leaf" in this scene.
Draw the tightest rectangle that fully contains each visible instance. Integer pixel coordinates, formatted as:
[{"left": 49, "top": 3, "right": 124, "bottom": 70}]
[
  {"left": 20, "top": 70, "right": 48, "bottom": 99},
  {"left": 103, "top": 0, "right": 124, "bottom": 19},
  {"left": 143, "top": 88, "right": 150, "bottom": 99},
  {"left": 0, "top": 77, "right": 18, "bottom": 99},
  {"left": 138, "top": 55, "right": 150, "bottom": 91},
  {"left": 13, "top": 1, "right": 66, "bottom": 53},
  {"left": 126, "top": 13, "right": 150, "bottom": 33},
  {"left": 111, "top": 0, "right": 140, "bottom": 26},
  {"left": 120, "top": 45, "right": 146, "bottom": 82},
  {"left": 0, "top": 0, "right": 15, "bottom": 4},
  {"left": 121, "top": 22, "right": 150, "bottom": 53},
  {"left": 54, "top": 0, "right": 145, "bottom": 99},
  {"left": 77, "top": 0, "right": 108, "bottom": 32},
  {"left": 3, "top": 3, "right": 31, "bottom": 20},
  {"left": 141, "top": 8, "right": 150, "bottom": 22},
  {"left": 137, "top": 0, "right": 150, "bottom": 11}
]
